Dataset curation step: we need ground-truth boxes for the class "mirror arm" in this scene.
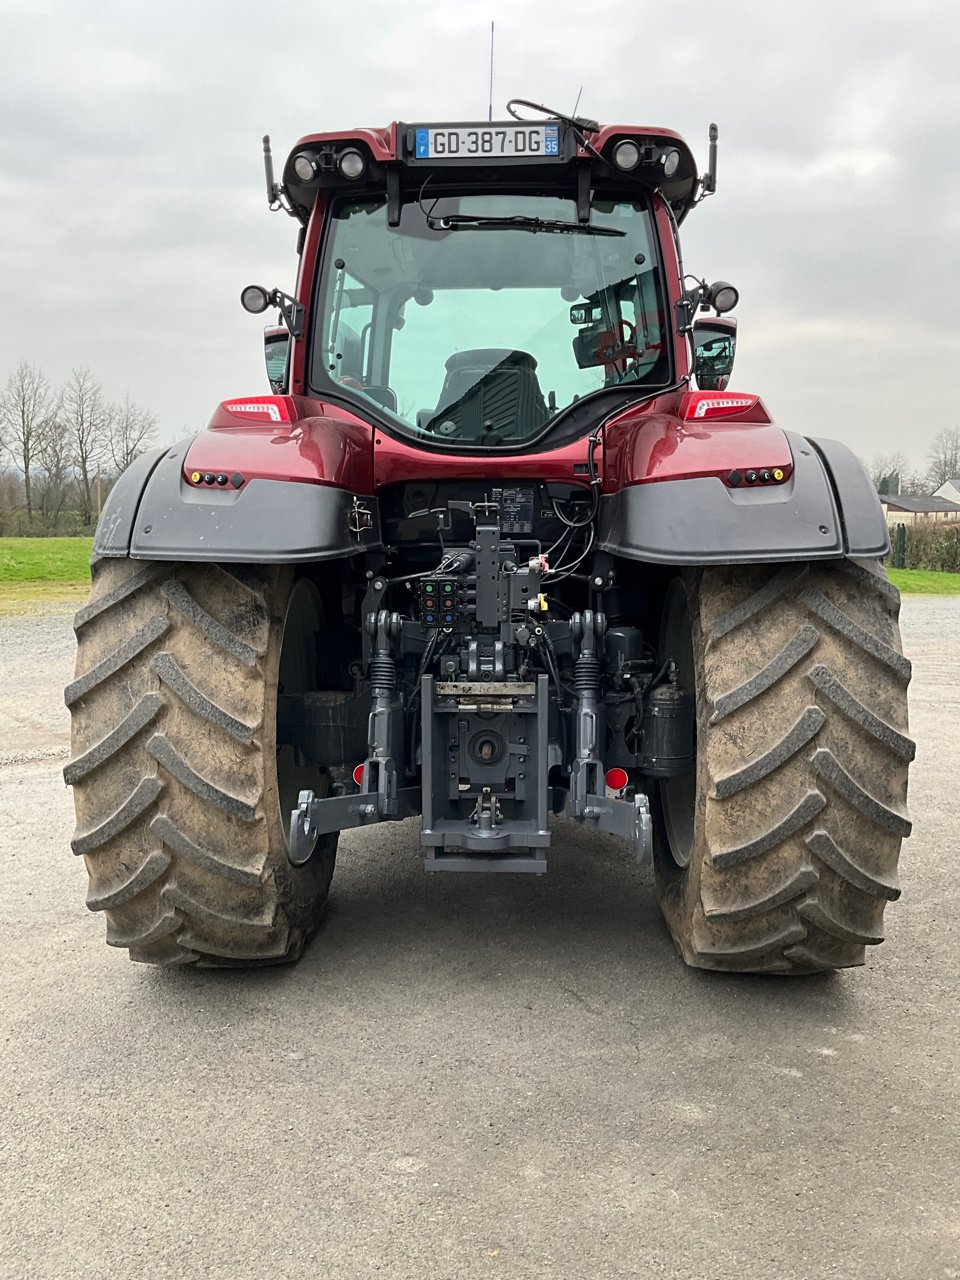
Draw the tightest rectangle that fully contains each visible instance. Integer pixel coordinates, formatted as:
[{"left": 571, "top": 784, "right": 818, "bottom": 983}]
[
  {"left": 270, "top": 289, "right": 304, "bottom": 340},
  {"left": 675, "top": 290, "right": 699, "bottom": 336}
]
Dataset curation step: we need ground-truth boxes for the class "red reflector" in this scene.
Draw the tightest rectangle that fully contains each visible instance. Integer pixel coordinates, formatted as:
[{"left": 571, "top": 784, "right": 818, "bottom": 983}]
[
  {"left": 680, "top": 391, "right": 759, "bottom": 422},
  {"left": 221, "top": 395, "right": 294, "bottom": 424},
  {"left": 352, "top": 764, "right": 364, "bottom": 786},
  {"left": 605, "top": 767, "right": 629, "bottom": 791}
]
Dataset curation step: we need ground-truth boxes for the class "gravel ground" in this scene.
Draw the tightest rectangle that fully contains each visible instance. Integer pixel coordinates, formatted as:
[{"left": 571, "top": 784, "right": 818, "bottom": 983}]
[{"left": 0, "top": 596, "right": 958, "bottom": 1280}]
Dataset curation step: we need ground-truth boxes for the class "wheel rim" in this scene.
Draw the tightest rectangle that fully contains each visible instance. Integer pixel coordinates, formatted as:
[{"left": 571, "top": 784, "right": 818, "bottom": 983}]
[
  {"left": 659, "top": 579, "right": 697, "bottom": 869},
  {"left": 277, "top": 578, "right": 326, "bottom": 856}
]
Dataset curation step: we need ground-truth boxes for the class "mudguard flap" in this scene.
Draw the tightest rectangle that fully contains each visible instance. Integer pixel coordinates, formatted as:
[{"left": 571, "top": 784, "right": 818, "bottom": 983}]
[
  {"left": 93, "top": 444, "right": 169, "bottom": 557},
  {"left": 599, "top": 430, "right": 888, "bottom": 565},
  {"left": 95, "top": 437, "right": 381, "bottom": 562},
  {"left": 806, "top": 436, "right": 890, "bottom": 558}
]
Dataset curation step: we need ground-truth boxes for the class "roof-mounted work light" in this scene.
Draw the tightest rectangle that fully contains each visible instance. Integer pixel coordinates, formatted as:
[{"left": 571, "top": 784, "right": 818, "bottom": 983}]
[
  {"left": 338, "top": 148, "right": 366, "bottom": 179},
  {"left": 292, "top": 152, "right": 318, "bottom": 182},
  {"left": 612, "top": 140, "right": 641, "bottom": 171},
  {"left": 661, "top": 148, "right": 681, "bottom": 178}
]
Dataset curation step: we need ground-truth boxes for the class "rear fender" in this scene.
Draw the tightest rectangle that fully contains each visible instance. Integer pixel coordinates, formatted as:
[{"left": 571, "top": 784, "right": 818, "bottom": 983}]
[
  {"left": 94, "top": 395, "right": 382, "bottom": 563},
  {"left": 599, "top": 430, "right": 888, "bottom": 565}
]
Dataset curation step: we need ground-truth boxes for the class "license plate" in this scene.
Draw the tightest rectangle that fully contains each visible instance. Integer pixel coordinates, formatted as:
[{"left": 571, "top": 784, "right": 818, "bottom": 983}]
[{"left": 413, "top": 123, "right": 560, "bottom": 161}]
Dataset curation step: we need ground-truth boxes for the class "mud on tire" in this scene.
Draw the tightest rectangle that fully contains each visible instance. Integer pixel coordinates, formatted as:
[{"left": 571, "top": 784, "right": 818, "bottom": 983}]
[
  {"left": 653, "top": 559, "right": 914, "bottom": 974},
  {"left": 65, "top": 559, "right": 336, "bottom": 966}
]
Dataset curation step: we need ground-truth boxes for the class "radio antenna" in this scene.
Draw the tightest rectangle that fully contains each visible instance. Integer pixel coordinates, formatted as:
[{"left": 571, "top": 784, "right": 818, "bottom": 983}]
[
  {"left": 488, "top": 21, "right": 495, "bottom": 121},
  {"left": 572, "top": 85, "right": 583, "bottom": 117}
]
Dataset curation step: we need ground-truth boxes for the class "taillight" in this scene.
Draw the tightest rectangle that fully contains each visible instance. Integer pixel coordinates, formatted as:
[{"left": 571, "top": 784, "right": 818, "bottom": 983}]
[
  {"left": 680, "top": 392, "right": 759, "bottom": 422},
  {"left": 352, "top": 764, "right": 365, "bottom": 786},
  {"left": 221, "top": 396, "right": 295, "bottom": 424}
]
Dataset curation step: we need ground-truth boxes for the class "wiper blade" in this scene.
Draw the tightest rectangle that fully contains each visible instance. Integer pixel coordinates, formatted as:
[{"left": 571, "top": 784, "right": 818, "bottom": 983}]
[{"left": 426, "top": 214, "right": 625, "bottom": 238}]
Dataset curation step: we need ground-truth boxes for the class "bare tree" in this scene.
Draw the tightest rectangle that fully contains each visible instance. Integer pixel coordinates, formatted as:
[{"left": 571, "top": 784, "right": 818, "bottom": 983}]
[
  {"left": 0, "top": 361, "right": 58, "bottom": 523},
  {"left": 865, "top": 452, "right": 909, "bottom": 495},
  {"left": 106, "top": 395, "right": 157, "bottom": 474},
  {"left": 0, "top": 466, "right": 24, "bottom": 535},
  {"left": 63, "top": 367, "right": 107, "bottom": 525},
  {"left": 35, "top": 409, "right": 73, "bottom": 529},
  {"left": 926, "top": 427, "right": 960, "bottom": 490},
  {"left": 900, "top": 471, "right": 930, "bottom": 496}
]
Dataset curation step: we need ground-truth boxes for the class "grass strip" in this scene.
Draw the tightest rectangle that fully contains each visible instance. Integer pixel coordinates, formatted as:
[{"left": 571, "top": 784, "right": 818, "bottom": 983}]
[
  {"left": 0, "top": 537, "right": 94, "bottom": 584},
  {"left": 886, "top": 568, "right": 960, "bottom": 595}
]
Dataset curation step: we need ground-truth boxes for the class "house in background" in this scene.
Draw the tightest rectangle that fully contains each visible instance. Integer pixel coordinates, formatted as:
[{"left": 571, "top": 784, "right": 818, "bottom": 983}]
[
  {"left": 933, "top": 478, "right": 960, "bottom": 505},
  {"left": 879, "top": 494, "right": 960, "bottom": 525}
]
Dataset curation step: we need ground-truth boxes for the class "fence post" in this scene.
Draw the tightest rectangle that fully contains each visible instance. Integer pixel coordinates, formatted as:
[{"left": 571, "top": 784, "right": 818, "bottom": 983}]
[{"left": 895, "top": 523, "right": 906, "bottom": 569}]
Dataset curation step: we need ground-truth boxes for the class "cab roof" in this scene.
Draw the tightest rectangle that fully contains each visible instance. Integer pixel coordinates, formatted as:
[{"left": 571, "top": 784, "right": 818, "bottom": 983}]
[{"left": 281, "top": 120, "right": 703, "bottom": 225}]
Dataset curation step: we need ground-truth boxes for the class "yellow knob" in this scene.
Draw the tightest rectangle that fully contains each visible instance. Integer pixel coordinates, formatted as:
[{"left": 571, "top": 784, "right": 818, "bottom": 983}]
[
  {"left": 773, "top": 468, "right": 784, "bottom": 481},
  {"left": 190, "top": 471, "right": 201, "bottom": 484}
]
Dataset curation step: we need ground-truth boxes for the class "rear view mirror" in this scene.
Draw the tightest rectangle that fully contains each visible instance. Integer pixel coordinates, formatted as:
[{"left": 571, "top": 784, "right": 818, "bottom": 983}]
[
  {"left": 570, "top": 302, "right": 603, "bottom": 325},
  {"left": 264, "top": 325, "right": 289, "bottom": 393},
  {"left": 573, "top": 322, "right": 639, "bottom": 370},
  {"left": 693, "top": 316, "right": 737, "bottom": 391}
]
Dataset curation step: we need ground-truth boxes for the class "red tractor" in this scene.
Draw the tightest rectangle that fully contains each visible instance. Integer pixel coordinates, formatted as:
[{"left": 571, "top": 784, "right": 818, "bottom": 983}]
[{"left": 65, "top": 103, "right": 913, "bottom": 973}]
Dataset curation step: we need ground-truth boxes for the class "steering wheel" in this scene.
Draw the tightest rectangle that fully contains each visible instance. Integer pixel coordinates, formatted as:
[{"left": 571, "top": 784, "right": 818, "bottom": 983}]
[
  {"left": 616, "top": 319, "right": 637, "bottom": 349},
  {"left": 598, "top": 319, "right": 637, "bottom": 364}
]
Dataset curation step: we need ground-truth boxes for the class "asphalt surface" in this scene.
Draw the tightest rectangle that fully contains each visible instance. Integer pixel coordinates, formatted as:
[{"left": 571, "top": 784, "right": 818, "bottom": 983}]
[{"left": 1, "top": 597, "right": 958, "bottom": 1280}]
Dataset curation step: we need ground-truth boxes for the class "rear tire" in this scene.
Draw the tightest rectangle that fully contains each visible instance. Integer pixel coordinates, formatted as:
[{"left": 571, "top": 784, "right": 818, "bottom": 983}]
[
  {"left": 65, "top": 559, "right": 337, "bottom": 966},
  {"left": 652, "top": 560, "right": 914, "bottom": 974}
]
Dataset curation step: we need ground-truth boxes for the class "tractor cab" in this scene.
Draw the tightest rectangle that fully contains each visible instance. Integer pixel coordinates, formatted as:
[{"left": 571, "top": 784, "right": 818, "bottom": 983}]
[{"left": 245, "top": 106, "right": 726, "bottom": 452}]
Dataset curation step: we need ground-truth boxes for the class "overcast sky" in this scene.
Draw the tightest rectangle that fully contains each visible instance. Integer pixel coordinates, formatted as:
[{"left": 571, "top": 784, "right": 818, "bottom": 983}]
[{"left": 1, "top": 0, "right": 956, "bottom": 472}]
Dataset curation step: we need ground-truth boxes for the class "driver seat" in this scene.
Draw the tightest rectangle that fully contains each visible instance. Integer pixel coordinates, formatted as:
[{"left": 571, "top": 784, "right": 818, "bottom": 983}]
[{"left": 423, "top": 349, "right": 548, "bottom": 440}]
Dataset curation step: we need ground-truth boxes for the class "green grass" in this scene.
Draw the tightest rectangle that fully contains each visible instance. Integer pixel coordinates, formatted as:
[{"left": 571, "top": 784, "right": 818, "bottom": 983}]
[
  {"left": 0, "top": 537, "right": 94, "bottom": 585},
  {"left": 0, "top": 534, "right": 957, "bottom": 605},
  {"left": 887, "top": 568, "right": 960, "bottom": 595}
]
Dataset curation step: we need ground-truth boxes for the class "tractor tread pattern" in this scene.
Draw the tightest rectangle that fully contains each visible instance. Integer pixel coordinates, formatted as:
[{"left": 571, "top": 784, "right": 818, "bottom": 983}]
[
  {"left": 656, "top": 560, "right": 912, "bottom": 974},
  {"left": 63, "top": 693, "right": 163, "bottom": 784},
  {"left": 146, "top": 732, "right": 258, "bottom": 821},
  {"left": 811, "top": 747, "right": 912, "bottom": 836},
  {"left": 691, "top": 918, "right": 807, "bottom": 966},
  {"left": 128, "top": 942, "right": 201, "bottom": 967},
  {"left": 152, "top": 651, "right": 254, "bottom": 741},
  {"left": 797, "top": 897, "right": 884, "bottom": 946},
  {"left": 71, "top": 777, "right": 164, "bottom": 857},
  {"left": 806, "top": 664, "right": 916, "bottom": 761},
  {"left": 711, "top": 790, "right": 827, "bottom": 868},
  {"left": 702, "top": 864, "right": 819, "bottom": 921},
  {"left": 149, "top": 813, "right": 265, "bottom": 886},
  {"left": 64, "top": 615, "right": 170, "bottom": 706},
  {"left": 106, "top": 907, "right": 182, "bottom": 949},
  {"left": 799, "top": 587, "right": 912, "bottom": 681},
  {"left": 804, "top": 828, "right": 900, "bottom": 900},
  {"left": 160, "top": 579, "right": 261, "bottom": 666},
  {"left": 712, "top": 705, "right": 825, "bottom": 798},
  {"left": 162, "top": 881, "right": 277, "bottom": 931},
  {"left": 710, "top": 625, "right": 820, "bottom": 721},
  {"left": 85, "top": 848, "right": 172, "bottom": 911},
  {"left": 708, "top": 564, "right": 809, "bottom": 640},
  {"left": 838, "top": 558, "right": 902, "bottom": 604},
  {"left": 73, "top": 562, "right": 165, "bottom": 630}
]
